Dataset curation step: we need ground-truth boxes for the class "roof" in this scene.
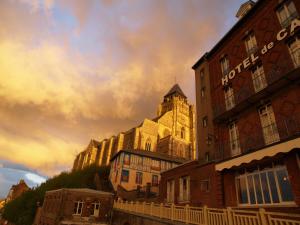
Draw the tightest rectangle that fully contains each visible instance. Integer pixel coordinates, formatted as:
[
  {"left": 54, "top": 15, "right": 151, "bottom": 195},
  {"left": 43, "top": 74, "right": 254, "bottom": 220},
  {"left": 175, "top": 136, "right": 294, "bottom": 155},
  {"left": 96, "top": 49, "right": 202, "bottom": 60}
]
[
  {"left": 164, "top": 84, "right": 187, "bottom": 99},
  {"left": 46, "top": 188, "right": 114, "bottom": 196},
  {"left": 192, "top": 0, "right": 263, "bottom": 69},
  {"left": 110, "top": 149, "right": 187, "bottom": 164}
]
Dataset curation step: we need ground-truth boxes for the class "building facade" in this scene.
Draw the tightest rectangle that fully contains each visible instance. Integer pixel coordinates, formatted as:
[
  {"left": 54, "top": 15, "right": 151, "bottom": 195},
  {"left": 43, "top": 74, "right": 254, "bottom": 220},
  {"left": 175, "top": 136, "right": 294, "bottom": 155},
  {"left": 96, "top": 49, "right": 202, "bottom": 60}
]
[
  {"left": 161, "top": 0, "right": 300, "bottom": 210},
  {"left": 73, "top": 84, "right": 196, "bottom": 170},
  {"left": 109, "top": 149, "right": 185, "bottom": 193},
  {"left": 34, "top": 188, "right": 114, "bottom": 225}
]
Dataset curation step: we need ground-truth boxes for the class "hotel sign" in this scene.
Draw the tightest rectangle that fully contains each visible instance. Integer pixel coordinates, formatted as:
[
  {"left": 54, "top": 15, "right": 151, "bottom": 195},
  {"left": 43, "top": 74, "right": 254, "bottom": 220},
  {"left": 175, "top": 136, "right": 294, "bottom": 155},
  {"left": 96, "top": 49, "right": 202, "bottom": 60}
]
[{"left": 222, "top": 18, "right": 300, "bottom": 86}]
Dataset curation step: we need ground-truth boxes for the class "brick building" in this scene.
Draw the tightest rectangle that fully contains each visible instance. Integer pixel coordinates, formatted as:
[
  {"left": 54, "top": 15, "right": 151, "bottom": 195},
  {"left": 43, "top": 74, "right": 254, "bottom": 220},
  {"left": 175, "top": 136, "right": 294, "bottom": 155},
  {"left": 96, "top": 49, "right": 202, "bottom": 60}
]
[
  {"left": 160, "top": 0, "right": 300, "bottom": 210},
  {"left": 35, "top": 188, "right": 114, "bottom": 225}
]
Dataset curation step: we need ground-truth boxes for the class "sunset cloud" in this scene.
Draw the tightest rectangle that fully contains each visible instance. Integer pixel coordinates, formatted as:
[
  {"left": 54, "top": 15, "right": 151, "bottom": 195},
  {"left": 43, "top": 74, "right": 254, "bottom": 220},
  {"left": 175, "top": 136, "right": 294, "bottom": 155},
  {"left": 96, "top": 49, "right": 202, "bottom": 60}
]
[{"left": 0, "top": 0, "right": 245, "bottom": 179}]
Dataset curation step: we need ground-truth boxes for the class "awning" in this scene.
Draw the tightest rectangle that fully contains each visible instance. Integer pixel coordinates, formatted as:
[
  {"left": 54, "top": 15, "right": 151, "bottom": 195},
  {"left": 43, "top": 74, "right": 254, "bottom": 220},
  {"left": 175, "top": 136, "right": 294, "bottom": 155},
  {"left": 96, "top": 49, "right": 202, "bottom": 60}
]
[{"left": 215, "top": 137, "right": 300, "bottom": 171}]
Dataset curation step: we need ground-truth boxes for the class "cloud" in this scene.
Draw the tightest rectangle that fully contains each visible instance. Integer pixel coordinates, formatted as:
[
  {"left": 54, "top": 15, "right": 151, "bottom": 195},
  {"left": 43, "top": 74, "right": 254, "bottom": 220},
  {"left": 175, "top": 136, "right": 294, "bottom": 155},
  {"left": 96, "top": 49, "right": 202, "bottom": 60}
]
[{"left": 0, "top": 0, "right": 245, "bottom": 180}]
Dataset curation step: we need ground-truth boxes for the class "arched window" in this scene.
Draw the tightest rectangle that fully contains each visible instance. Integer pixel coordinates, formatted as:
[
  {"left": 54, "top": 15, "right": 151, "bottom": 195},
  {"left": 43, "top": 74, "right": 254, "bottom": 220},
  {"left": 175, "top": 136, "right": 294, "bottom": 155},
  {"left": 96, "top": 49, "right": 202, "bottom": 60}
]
[
  {"left": 145, "top": 138, "right": 151, "bottom": 151},
  {"left": 181, "top": 127, "right": 185, "bottom": 139}
]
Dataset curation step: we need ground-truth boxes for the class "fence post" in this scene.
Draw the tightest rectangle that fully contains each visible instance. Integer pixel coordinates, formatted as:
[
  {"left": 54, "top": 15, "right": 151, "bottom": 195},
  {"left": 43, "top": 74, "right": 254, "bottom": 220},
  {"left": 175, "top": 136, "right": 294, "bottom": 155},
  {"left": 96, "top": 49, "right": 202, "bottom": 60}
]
[
  {"left": 227, "top": 207, "right": 233, "bottom": 225},
  {"left": 203, "top": 205, "right": 208, "bottom": 225},
  {"left": 171, "top": 203, "right": 175, "bottom": 221},
  {"left": 185, "top": 204, "right": 190, "bottom": 224},
  {"left": 160, "top": 203, "right": 163, "bottom": 218},
  {"left": 259, "top": 208, "right": 268, "bottom": 225},
  {"left": 150, "top": 202, "right": 154, "bottom": 216}
]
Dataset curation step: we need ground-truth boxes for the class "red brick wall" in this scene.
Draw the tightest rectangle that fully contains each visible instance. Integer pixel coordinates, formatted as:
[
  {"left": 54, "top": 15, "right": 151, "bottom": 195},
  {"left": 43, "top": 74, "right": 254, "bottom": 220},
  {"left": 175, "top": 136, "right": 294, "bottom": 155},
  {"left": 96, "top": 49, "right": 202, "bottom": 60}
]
[
  {"left": 223, "top": 171, "right": 237, "bottom": 207},
  {"left": 160, "top": 161, "right": 223, "bottom": 207}
]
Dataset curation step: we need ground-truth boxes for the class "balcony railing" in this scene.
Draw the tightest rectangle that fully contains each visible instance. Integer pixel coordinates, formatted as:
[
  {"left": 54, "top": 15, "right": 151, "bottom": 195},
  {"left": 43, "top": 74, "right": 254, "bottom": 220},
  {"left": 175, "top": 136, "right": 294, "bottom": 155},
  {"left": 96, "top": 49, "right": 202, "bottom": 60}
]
[
  {"left": 213, "top": 58, "right": 300, "bottom": 121},
  {"left": 215, "top": 114, "right": 300, "bottom": 161}
]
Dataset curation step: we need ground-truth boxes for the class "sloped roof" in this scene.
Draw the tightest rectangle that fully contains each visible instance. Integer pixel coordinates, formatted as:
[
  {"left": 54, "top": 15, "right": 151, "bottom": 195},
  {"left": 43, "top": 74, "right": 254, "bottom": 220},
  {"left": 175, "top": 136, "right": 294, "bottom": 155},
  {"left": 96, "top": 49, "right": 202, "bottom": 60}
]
[
  {"left": 164, "top": 84, "right": 187, "bottom": 99},
  {"left": 110, "top": 149, "right": 187, "bottom": 164}
]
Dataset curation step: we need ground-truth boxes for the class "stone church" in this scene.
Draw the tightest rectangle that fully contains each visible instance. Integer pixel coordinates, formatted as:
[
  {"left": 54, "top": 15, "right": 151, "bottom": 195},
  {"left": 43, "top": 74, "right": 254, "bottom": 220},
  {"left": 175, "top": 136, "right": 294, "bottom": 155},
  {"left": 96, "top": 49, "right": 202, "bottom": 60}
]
[{"left": 72, "top": 84, "right": 195, "bottom": 171}]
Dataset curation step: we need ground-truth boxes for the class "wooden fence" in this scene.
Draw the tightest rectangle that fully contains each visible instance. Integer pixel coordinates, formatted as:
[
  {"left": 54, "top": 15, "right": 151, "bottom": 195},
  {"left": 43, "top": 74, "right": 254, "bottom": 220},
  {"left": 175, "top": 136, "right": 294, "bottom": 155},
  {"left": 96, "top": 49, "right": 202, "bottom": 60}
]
[{"left": 113, "top": 200, "right": 300, "bottom": 225}]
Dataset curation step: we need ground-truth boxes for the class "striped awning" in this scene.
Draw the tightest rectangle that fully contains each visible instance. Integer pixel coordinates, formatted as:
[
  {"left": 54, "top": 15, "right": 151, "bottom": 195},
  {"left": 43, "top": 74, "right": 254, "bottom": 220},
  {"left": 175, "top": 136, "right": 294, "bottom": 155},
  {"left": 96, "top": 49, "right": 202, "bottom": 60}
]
[{"left": 215, "top": 137, "right": 300, "bottom": 171}]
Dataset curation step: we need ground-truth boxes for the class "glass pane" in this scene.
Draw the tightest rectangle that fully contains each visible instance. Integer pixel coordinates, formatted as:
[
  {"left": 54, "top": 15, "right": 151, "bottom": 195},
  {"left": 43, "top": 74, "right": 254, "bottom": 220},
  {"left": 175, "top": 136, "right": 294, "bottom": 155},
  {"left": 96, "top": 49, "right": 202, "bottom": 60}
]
[
  {"left": 267, "top": 171, "right": 280, "bottom": 203},
  {"left": 247, "top": 175, "right": 256, "bottom": 204},
  {"left": 276, "top": 169, "right": 294, "bottom": 202},
  {"left": 254, "top": 174, "right": 263, "bottom": 204},
  {"left": 237, "top": 177, "right": 248, "bottom": 204},
  {"left": 261, "top": 173, "right": 271, "bottom": 203}
]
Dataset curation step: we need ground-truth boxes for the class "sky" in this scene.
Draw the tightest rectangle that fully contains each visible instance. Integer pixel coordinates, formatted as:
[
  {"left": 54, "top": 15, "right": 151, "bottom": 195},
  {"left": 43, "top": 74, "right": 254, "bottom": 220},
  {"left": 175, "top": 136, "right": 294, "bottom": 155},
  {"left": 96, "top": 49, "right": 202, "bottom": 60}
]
[{"left": 0, "top": 0, "right": 247, "bottom": 198}]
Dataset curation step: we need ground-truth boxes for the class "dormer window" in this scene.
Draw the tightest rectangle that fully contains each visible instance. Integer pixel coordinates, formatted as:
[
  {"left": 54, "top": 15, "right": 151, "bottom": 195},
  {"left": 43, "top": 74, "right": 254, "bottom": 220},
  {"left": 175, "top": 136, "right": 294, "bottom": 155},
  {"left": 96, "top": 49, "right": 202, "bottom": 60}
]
[
  {"left": 277, "top": 0, "right": 298, "bottom": 28},
  {"left": 245, "top": 33, "right": 258, "bottom": 55}
]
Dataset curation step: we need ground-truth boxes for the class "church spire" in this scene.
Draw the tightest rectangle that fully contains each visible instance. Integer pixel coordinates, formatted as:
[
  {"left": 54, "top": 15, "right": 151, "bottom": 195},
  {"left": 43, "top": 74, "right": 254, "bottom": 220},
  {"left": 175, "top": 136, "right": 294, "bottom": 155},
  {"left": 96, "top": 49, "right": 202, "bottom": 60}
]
[{"left": 164, "top": 84, "right": 187, "bottom": 99}]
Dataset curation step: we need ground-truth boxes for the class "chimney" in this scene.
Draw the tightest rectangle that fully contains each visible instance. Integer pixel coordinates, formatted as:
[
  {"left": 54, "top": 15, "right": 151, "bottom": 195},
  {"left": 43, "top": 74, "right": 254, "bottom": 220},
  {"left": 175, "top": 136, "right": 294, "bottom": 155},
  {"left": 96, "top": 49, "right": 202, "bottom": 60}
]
[{"left": 236, "top": 0, "right": 255, "bottom": 19}]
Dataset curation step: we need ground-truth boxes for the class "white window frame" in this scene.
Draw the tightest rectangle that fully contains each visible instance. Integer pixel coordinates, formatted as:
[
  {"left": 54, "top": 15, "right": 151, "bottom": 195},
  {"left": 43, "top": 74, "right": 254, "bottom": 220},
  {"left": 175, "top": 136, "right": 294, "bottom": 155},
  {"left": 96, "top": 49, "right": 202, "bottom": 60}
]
[
  {"left": 73, "top": 201, "right": 84, "bottom": 215},
  {"left": 220, "top": 57, "right": 230, "bottom": 76},
  {"left": 91, "top": 202, "right": 100, "bottom": 217},
  {"left": 235, "top": 165, "right": 295, "bottom": 206},
  {"left": 277, "top": 1, "right": 298, "bottom": 28},
  {"left": 245, "top": 33, "right": 258, "bottom": 55},
  {"left": 179, "top": 176, "right": 190, "bottom": 202},
  {"left": 258, "top": 104, "right": 280, "bottom": 145},
  {"left": 229, "top": 121, "right": 241, "bottom": 156},
  {"left": 288, "top": 36, "right": 300, "bottom": 68},
  {"left": 224, "top": 86, "right": 235, "bottom": 110},
  {"left": 251, "top": 65, "right": 267, "bottom": 92}
]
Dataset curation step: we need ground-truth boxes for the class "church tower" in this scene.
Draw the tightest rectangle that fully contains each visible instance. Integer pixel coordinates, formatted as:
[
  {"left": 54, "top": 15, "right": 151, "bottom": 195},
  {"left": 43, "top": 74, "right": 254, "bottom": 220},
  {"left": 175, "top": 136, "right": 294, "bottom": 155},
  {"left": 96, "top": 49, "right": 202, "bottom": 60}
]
[{"left": 157, "top": 84, "right": 196, "bottom": 159}]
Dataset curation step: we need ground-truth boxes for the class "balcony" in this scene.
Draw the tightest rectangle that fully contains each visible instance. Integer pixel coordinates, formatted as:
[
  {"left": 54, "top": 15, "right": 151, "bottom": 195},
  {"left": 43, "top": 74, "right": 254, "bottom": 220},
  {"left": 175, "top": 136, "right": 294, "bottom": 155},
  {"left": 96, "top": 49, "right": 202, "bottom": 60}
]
[
  {"left": 215, "top": 113, "right": 300, "bottom": 161},
  {"left": 213, "top": 63, "right": 300, "bottom": 123}
]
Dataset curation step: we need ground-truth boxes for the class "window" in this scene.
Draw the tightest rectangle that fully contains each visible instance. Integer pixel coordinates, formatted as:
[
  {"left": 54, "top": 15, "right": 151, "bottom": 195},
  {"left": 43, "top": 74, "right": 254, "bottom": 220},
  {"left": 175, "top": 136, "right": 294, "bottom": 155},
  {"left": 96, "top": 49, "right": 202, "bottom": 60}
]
[
  {"left": 181, "top": 127, "right": 185, "bottom": 139},
  {"left": 152, "top": 175, "right": 159, "bottom": 186},
  {"left": 200, "top": 69, "right": 205, "bottom": 84},
  {"left": 277, "top": 1, "right": 298, "bottom": 28},
  {"left": 236, "top": 165, "right": 294, "bottom": 206},
  {"left": 258, "top": 104, "right": 280, "bottom": 145},
  {"left": 179, "top": 176, "right": 190, "bottom": 202},
  {"left": 200, "top": 179, "right": 210, "bottom": 192},
  {"left": 151, "top": 159, "right": 161, "bottom": 170},
  {"left": 201, "top": 87, "right": 206, "bottom": 97},
  {"left": 91, "top": 202, "right": 100, "bottom": 217},
  {"left": 145, "top": 138, "right": 151, "bottom": 151},
  {"left": 251, "top": 65, "right": 267, "bottom": 92},
  {"left": 167, "top": 180, "right": 175, "bottom": 203},
  {"left": 205, "top": 152, "right": 210, "bottom": 162},
  {"left": 229, "top": 122, "right": 241, "bottom": 156},
  {"left": 224, "top": 86, "right": 235, "bottom": 110},
  {"left": 121, "top": 169, "right": 129, "bottom": 182},
  {"left": 288, "top": 37, "right": 300, "bottom": 67},
  {"left": 136, "top": 172, "right": 143, "bottom": 185},
  {"left": 220, "top": 56, "right": 230, "bottom": 76},
  {"left": 123, "top": 153, "right": 130, "bottom": 165},
  {"left": 202, "top": 116, "right": 208, "bottom": 127},
  {"left": 245, "top": 33, "right": 258, "bottom": 55},
  {"left": 73, "top": 201, "right": 83, "bottom": 215}
]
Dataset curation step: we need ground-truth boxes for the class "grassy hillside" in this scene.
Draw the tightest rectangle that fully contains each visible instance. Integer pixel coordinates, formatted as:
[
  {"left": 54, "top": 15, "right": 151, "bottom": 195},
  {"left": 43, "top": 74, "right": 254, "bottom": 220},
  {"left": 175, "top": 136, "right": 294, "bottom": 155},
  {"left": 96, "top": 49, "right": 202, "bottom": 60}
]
[{"left": 2, "top": 165, "right": 112, "bottom": 225}]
